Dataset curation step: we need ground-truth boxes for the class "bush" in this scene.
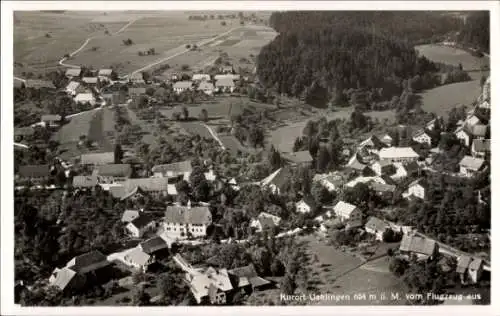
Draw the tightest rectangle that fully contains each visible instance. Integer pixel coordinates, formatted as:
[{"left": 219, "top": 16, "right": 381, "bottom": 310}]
[
  {"left": 181, "top": 64, "right": 190, "bottom": 71},
  {"left": 221, "top": 21, "right": 227, "bottom": 26}
]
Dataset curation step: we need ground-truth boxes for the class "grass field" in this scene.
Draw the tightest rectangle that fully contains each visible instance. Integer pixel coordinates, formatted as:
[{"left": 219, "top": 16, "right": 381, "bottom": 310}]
[
  {"left": 415, "top": 44, "right": 490, "bottom": 71},
  {"left": 219, "top": 135, "right": 248, "bottom": 155},
  {"left": 178, "top": 122, "right": 213, "bottom": 139}
]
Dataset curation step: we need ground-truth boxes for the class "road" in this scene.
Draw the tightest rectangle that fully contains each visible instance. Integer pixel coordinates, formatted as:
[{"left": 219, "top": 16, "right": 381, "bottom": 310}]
[
  {"left": 14, "top": 77, "right": 26, "bottom": 83},
  {"left": 128, "top": 26, "right": 241, "bottom": 77},
  {"left": 203, "top": 123, "right": 225, "bottom": 149}
]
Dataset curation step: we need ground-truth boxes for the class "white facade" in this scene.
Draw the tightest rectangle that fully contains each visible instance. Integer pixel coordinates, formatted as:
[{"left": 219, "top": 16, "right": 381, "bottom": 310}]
[
  {"left": 126, "top": 221, "right": 156, "bottom": 238},
  {"left": 319, "top": 179, "right": 338, "bottom": 192},
  {"left": 408, "top": 183, "right": 426, "bottom": 199},
  {"left": 333, "top": 201, "right": 362, "bottom": 222},
  {"left": 456, "top": 129, "right": 471, "bottom": 147},
  {"left": 412, "top": 132, "right": 432, "bottom": 146},
  {"left": 163, "top": 222, "right": 209, "bottom": 238},
  {"left": 295, "top": 200, "right": 312, "bottom": 214},
  {"left": 379, "top": 147, "right": 419, "bottom": 163}
]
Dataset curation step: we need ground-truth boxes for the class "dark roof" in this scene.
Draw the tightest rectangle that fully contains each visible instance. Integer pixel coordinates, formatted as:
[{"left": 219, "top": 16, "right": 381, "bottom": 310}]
[
  {"left": 259, "top": 216, "right": 276, "bottom": 230},
  {"left": 165, "top": 206, "right": 212, "bottom": 225},
  {"left": 472, "top": 139, "right": 490, "bottom": 153},
  {"left": 301, "top": 195, "right": 317, "bottom": 208},
  {"left": 365, "top": 217, "right": 389, "bottom": 232},
  {"left": 66, "top": 251, "right": 107, "bottom": 273},
  {"left": 370, "top": 182, "right": 396, "bottom": 193},
  {"left": 124, "top": 177, "right": 169, "bottom": 192},
  {"left": 18, "top": 165, "right": 51, "bottom": 178},
  {"left": 404, "top": 161, "right": 420, "bottom": 173},
  {"left": 228, "top": 264, "right": 271, "bottom": 288},
  {"left": 130, "top": 213, "right": 155, "bottom": 229},
  {"left": 263, "top": 166, "right": 292, "bottom": 189},
  {"left": 80, "top": 152, "right": 115, "bottom": 165},
  {"left": 152, "top": 160, "right": 192, "bottom": 173},
  {"left": 72, "top": 175, "right": 98, "bottom": 188},
  {"left": 140, "top": 236, "right": 168, "bottom": 254},
  {"left": 400, "top": 235, "right": 437, "bottom": 256},
  {"left": 94, "top": 164, "right": 132, "bottom": 178}
]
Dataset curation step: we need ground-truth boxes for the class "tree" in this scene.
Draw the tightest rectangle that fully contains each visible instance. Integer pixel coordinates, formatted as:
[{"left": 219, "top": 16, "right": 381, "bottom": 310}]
[
  {"left": 182, "top": 107, "right": 189, "bottom": 120},
  {"left": 221, "top": 21, "right": 227, "bottom": 26},
  {"left": 311, "top": 181, "right": 331, "bottom": 205},
  {"left": 316, "top": 146, "right": 330, "bottom": 172},
  {"left": 199, "top": 108, "right": 209, "bottom": 122},
  {"left": 172, "top": 112, "right": 181, "bottom": 121},
  {"left": 389, "top": 257, "right": 408, "bottom": 277},
  {"left": 268, "top": 146, "right": 282, "bottom": 171},
  {"left": 280, "top": 274, "right": 296, "bottom": 295},
  {"left": 114, "top": 144, "right": 124, "bottom": 163},
  {"left": 248, "top": 126, "right": 265, "bottom": 148},
  {"left": 132, "top": 287, "right": 151, "bottom": 306}
]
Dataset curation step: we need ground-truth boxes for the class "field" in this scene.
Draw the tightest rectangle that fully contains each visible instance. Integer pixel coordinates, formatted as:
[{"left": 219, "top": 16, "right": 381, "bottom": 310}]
[
  {"left": 415, "top": 44, "right": 490, "bottom": 72},
  {"left": 270, "top": 108, "right": 396, "bottom": 153},
  {"left": 219, "top": 135, "right": 248, "bottom": 155},
  {"left": 177, "top": 122, "right": 214, "bottom": 139},
  {"left": 14, "top": 11, "right": 137, "bottom": 75}
]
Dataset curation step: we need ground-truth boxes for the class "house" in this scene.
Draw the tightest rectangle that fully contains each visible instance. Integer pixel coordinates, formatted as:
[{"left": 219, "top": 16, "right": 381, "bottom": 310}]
[
  {"left": 214, "top": 74, "right": 240, "bottom": 81},
  {"left": 459, "top": 156, "right": 485, "bottom": 177},
  {"left": 220, "top": 65, "right": 234, "bottom": 74},
  {"left": 17, "top": 164, "right": 53, "bottom": 185},
  {"left": 65, "top": 81, "right": 82, "bottom": 96},
  {"left": 98, "top": 69, "right": 114, "bottom": 78},
  {"left": 346, "top": 154, "right": 371, "bottom": 174},
  {"left": 123, "top": 247, "right": 155, "bottom": 272},
  {"left": 139, "top": 236, "right": 169, "bottom": 255},
  {"left": 317, "top": 174, "right": 343, "bottom": 192},
  {"left": 365, "top": 217, "right": 391, "bottom": 241},
  {"left": 198, "top": 81, "right": 215, "bottom": 95},
  {"left": 259, "top": 167, "right": 291, "bottom": 195},
  {"left": 358, "top": 135, "right": 387, "bottom": 154},
  {"left": 333, "top": 201, "right": 362, "bottom": 222},
  {"left": 345, "top": 176, "right": 390, "bottom": 188},
  {"left": 282, "top": 151, "right": 313, "bottom": 166},
  {"left": 295, "top": 196, "right": 317, "bottom": 214},
  {"left": 399, "top": 234, "right": 438, "bottom": 260},
  {"left": 187, "top": 267, "right": 234, "bottom": 304},
  {"left": 122, "top": 177, "right": 171, "bottom": 198},
  {"left": 228, "top": 264, "right": 271, "bottom": 291},
  {"left": 121, "top": 209, "right": 141, "bottom": 223},
  {"left": 41, "top": 114, "right": 62, "bottom": 128},
  {"left": 65, "top": 250, "right": 110, "bottom": 274},
  {"left": 74, "top": 93, "right": 96, "bottom": 106},
  {"left": 379, "top": 147, "right": 419, "bottom": 163},
  {"left": 455, "top": 127, "right": 472, "bottom": 147},
  {"left": 65, "top": 68, "right": 82, "bottom": 78},
  {"left": 471, "top": 139, "right": 490, "bottom": 158},
  {"left": 80, "top": 152, "right": 115, "bottom": 165},
  {"left": 152, "top": 160, "right": 192, "bottom": 179},
  {"left": 369, "top": 182, "right": 397, "bottom": 200},
  {"left": 72, "top": 175, "right": 98, "bottom": 189},
  {"left": 470, "top": 124, "right": 487, "bottom": 139},
  {"left": 456, "top": 256, "right": 484, "bottom": 284},
  {"left": 381, "top": 134, "right": 393, "bottom": 146},
  {"left": 92, "top": 164, "right": 132, "bottom": 183},
  {"left": 249, "top": 212, "right": 281, "bottom": 233},
  {"left": 129, "top": 73, "right": 145, "bottom": 84},
  {"left": 464, "top": 115, "right": 481, "bottom": 129},
  {"left": 128, "top": 86, "right": 147, "bottom": 98},
  {"left": 371, "top": 160, "right": 395, "bottom": 176},
  {"left": 412, "top": 129, "right": 433, "bottom": 146},
  {"left": 164, "top": 204, "right": 212, "bottom": 238},
  {"left": 192, "top": 74, "right": 211, "bottom": 81},
  {"left": 173, "top": 81, "right": 193, "bottom": 94},
  {"left": 390, "top": 161, "right": 420, "bottom": 181},
  {"left": 49, "top": 267, "right": 85, "bottom": 292},
  {"left": 82, "top": 77, "right": 99, "bottom": 86},
  {"left": 404, "top": 178, "right": 428, "bottom": 200},
  {"left": 126, "top": 213, "right": 156, "bottom": 238},
  {"left": 426, "top": 118, "right": 437, "bottom": 131},
  {"left": 215, "top": 78, "right": 235, "bottom": 93}
]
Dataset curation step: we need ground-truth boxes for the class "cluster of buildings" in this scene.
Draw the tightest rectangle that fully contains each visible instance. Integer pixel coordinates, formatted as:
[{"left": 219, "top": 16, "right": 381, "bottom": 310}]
[{"left": 64, "top": 68, "right": 115, "bottom": 106}]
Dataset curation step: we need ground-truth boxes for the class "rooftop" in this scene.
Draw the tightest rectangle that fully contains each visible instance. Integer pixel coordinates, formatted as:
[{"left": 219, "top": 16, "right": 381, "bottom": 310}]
[
  {"left": 93, "top": 164, "right": 132, "bottom": 178},
  {"left": 152, "top": 160, "right": 192, "bottom": 173},
  {"left": 399, "top": 235, "right": 436, "bottom": 256},
  {"left": 18, "top": 164, "right": 51, "bottom": 178},
  {"left": 459, "top": 155, "right": 485, "bottom": 171},
  {"left": 282, "top": 150, "right": 313, "bottom": 164},
  {"left": 80, "top": 152, "right": 115, "bottom": 165},
  {"left": 66, "top": 250, "right": 108, "bottom": 273},
  {"left": 379, "top": 147, "right": 419, "bottom": 159},
  {"left": 165, "top": 206, "right": 212, "bottom": 225},
  {"left": 333, "top": 201, "right": 358, "bottom": 217}
]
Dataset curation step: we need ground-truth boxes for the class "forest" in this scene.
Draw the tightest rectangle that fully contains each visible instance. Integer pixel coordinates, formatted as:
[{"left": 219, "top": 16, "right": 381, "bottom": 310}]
[
  {"left": 457, "top": 11, "right": 490, "bottom": 54},
  {"left": 256, "top": 11, "right": 464, "bottom": 108}
]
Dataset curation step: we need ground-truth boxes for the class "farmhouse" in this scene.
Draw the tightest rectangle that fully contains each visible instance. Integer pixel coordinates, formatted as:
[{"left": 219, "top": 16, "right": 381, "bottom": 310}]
[
  {"left": 187, "top": 267, "right": 234, "bottom": 305},
  {"left": 152, "top": 160, "right": 192, "bottom": 179},
  {"left": 316, "top": 173, "right": 343, "bottom": 192},
  {"left": 139, "top": 236, "right": 169, "bottom": 255},
  {"left": 456, "top": 256, "right": 484, "bottom": 284},
  {"left": 72, "top": 175, "right": 98, "bottom": 189},
  {"left": 173, "top": 81, "right": 193, "bottom": 94},
  {"left": 65, "top": 68, "right": 82, "bottom": 78},
  {"left": 333, "top": 201, "right": 362, "bottom": 222},
  {"left": 92, "top": 164, "right": 132, "bottom": 183},
  {"left": 125, "top": 213, "right": 156, "bottom": 238},
  {"left": 412, "top": 129, "right": 433, "bottom": 146},
  {"left": 74, "top": 93, "right": 96, "bottom": 106},
  {"left": 65, "top": 81, "right": 82, "bottom": 96},
  {"left": 80, "top": 152, "right": 115, "bottom": 166},
  {"left": 227, "top": 264, "right": 271, "bottom": 291},
  {"left": 129, "top": 73, "right": 145, "bottom": 84},
  {"left": 471, "top": 139, "right": 490, "bottom": 158},
  {"left": 192, "top": 74, "right": 211, "bottom": 81},
  {"left": 122, "top": 177, "right": 171, "bottom": 198},
  {"left": 65, "top": 250, "right": 110, "bottom": 274},
  {"left": 41, "top": 114, "right": 62, "bottom": 128},
  {"left": 365, "top": 216, "right": 391, "bottom": 241},
  {"left": 198, "top": 81, "right": 215, "bottom": 95},
  {"left": 121, "top": 209, "right": 141, "bottom": 223},
  {"left": 259, "top": 167, "right": 291, "bottom": 195},
  {"left": 358, "top": 135, "right": 387, "bottom": 154},
  {"left": 371, "top": 160, "right": 395, "bottom": 176},
  {"left": 282, "top": 151, "right": 313, "bottom": 166},
  {"left": 250, "top": 212, "right": 281, "bottom": 233},
  {"left": 123, "top": 247, "right": 154, "bottom": 272},
  {"left": 295, "top": 195, "right": 317, "bottom": 214},
  {"left": 379, "top": 147, "right": 419, "bottom": 163},
  {"left": 404, "top": 178, "right": 428, "bottom": 200},
  {"left": 164, "top": 204, "right": 212, "bottom": 238},
  {"left": 459, "top": 156, "right": 485, "bottom": 177},
  {"left": 215, "top": 78, "right": 235, "bottom": 93},
  {"left": 82, "top": 77, "right": 99, "bottom": 86},
  {"left": 399, "top": 234, "right": 438, "bottom": 260},
  {"left": 98, "top": 69, "right": 114, "bottom": 78}
]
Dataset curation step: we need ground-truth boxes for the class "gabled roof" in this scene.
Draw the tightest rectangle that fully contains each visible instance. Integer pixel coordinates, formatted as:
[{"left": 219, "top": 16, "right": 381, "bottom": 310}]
[
  {"left": 98, "top": 69, "right": 113, "bottom": 76},
  {"left": 472, "top": 139, "right": 490, "bottom": 153},
  {"left": 192, "top": 74, "right": 211, "bottom": 80},
  {"left": 228, "top": 264, "right": 271, "bottom": 288},
  {"left": 471, "top": 124, "right": 487, "bottom": 137},
  {"left": 65, "top": 68, "right": 82, "bottom": 77},
  {"left": 369, "top": 182, "right": 396, "bottom": 193},
  {"left": 333, "top": 201, "right": 358, "bottom": 218},
  {"left": 299, "top": 195, "right": 317, "bottom": 208},
  {"left": 66, "top": 81, "right": 80, "bottom": 91},
  {"left": 152, "top": 160, "right": 192, "bottom": 173},
  {"left": 66, "top": 250, "right": 108, "bottom": 273},
  {"left": 18, "top": 164, "right": 51, "bottom": 178},
  {"left": 359, "top": 135, "right": 386, "bottom": 150},
  {"left": 399, "top": 235, "right": 436, "bottom": 256},
  {"left": 41, "top": 114, "right": 62, "bottom": 121},
  {"left": 408, "top": 178, "right": 428, "bottom": 190},
  {"left": 124, "top": 177, "right": 169, "bottom": 192},
  {"left": 72, "top": 175, "right": 98, "bottom": 188},
  {"left": 456, "top": 255, "right": 472, "bottom": 274},
  {"left": 82, "top": 77, "right": 98, "bottom": 84},
  {"left": 80, "top": 152, "right": 115, "bottom": 165},
  {"left": 173, "top": 81, "right": 193, "bottom": 89},
  {"left": 469, "top": 258, "right": 483, "bottom": 270},
  {"left": 129, "top": 213, "right": 154, "bottom": 229},
  {"left": 260, "top": 166, "right": 291, "bottom": 190},
  {"left": 139, "top": 236, "right": 169, "bottom": 254},
  {"left": 50, "top": 267, "right": 77, "bottom": 291},
  {"left": 412, "top": 129, "right": 432, "bottom": 139},
  {"left": 365, "top": 216, "right": 389, "bottom": 232},
  {"left": 164, "top": 206, "right": 212, "bottom": 225},
  {"left": 346, "top": 154, "right": 368, "bottom": 171},
  {"left": 282, "top": 150, "right": 313, "bottom": 164},
  {"left": 379, "top": 147, "right": 419, "bottom": 160},
  {"left": 459, "top": 155, "right": 485, "bottom": 171},
  {"left": 94, "top": 164, "right": 132, "bottom": 178},
  {"left": 124, "top": 247, "right": 151, "bottom": 266},
  {"left": 121, "top": 210, "right": 140, "bottom": 223},
  {"left": 199, "top": 81, "right": 215, "bottom": 90},
  {"left": 215, "top": 78, "right": 235, "bottom": 87}
]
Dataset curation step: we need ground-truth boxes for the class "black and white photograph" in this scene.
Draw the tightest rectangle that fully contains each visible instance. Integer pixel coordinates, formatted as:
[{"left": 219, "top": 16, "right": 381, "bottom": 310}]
[{"left": 1, "top": 1, "right": 498, "bottom": 315}]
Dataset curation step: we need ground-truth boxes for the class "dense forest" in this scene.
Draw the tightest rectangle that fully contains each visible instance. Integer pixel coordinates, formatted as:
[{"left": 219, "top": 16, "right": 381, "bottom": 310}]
[
  {"left": 256, "top": 11, "right": 463, "bottom": 108},
  {"left": 458, "top": 11, "right": 490, "bottom": 54}
]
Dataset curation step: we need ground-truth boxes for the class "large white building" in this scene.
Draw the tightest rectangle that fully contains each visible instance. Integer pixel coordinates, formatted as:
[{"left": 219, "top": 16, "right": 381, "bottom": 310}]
[
  {"left": 332, "top": 201, "right": 362, "bottom": 222},
  {"left": 379, "top": 147, "right": 419, "bottom": 163},
  {"left": 164, "top": 204, "right": 212, "bottom": 238}
]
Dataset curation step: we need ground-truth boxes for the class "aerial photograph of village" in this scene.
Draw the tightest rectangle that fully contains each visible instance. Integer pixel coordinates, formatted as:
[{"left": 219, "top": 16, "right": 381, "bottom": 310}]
[{"left": 11, "top": 9, "right": 490, "bottom": 307}]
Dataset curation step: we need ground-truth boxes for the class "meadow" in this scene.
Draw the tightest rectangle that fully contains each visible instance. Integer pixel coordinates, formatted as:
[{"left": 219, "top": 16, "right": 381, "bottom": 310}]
[{"left": 415, "top": 44, "right": 490, "bottom": 71}]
